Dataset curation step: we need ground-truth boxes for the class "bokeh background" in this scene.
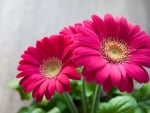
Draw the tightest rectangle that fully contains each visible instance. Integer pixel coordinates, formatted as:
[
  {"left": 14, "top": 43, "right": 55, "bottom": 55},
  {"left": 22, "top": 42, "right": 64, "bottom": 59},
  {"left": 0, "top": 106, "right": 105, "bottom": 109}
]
[{"left": 0, "top": 0, "right": 150, "bottom": 113}]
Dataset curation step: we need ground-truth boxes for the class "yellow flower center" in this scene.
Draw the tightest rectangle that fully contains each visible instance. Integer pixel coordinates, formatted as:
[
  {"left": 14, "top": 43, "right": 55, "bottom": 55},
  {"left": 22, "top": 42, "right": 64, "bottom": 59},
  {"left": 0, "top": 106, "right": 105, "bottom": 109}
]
[
  {"left": 40, "top": 57, "right": 62, "bottom": 78},
  {"left": 102, "top": 39, "right": 128, "bottom": 63}
]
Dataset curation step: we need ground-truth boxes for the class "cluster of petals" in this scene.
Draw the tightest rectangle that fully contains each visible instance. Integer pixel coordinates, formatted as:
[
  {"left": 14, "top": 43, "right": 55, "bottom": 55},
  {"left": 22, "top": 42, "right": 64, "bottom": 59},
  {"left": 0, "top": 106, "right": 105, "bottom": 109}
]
[
  {"left": 17, "top": 14, "right": 150, "bottom": 103},
  {"left": 17, "top": 35, "right": 80, "bottom": 102},
  {"left": 72, "top": 14, "right": 150, "bottom": 92}
]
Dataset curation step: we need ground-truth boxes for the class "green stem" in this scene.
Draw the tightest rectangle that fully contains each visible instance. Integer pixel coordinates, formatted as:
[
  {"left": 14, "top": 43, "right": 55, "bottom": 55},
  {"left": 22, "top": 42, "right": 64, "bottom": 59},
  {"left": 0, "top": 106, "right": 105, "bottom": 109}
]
[
  {"left": 81, "top": 78, "right": 88, "bottom": 113},
  {"left": 90, "top": 85, "right": 101, "bottom": 113},
  {"left": 63, "top": 93, "right": 79, "bottom": 113}
]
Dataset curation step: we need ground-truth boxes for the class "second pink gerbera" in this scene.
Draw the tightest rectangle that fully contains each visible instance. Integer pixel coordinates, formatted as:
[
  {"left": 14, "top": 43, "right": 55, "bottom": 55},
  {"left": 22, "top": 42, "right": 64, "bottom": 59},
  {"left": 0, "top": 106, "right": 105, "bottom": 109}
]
[
  {"left": 17, "top": 35, "right": 80, "bottom": 102},
  {"left": 73, "top": 14, "right": 150, "bottom": 92}
]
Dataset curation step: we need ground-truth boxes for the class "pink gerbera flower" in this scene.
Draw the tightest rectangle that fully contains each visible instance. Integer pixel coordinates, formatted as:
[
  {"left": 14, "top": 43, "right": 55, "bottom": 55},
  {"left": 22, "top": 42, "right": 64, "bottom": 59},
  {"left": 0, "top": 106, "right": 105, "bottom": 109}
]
[
  {"left": 17, "top": 35, "right": 80, "bottom": 102},
  {"left": 73, "top": 14, "right": 150, "bottom": 92}
]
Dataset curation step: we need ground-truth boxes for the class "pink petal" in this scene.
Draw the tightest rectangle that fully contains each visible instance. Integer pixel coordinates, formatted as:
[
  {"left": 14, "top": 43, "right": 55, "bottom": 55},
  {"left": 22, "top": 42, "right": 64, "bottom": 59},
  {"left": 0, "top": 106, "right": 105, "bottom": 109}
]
[
  {"left": 21, "top": 54, "right": 41, "bottom": 66},
  {"left": 74, "top": 34, "right": 100, "bottom": 50},
  {"left": 129, "top": 36, "right": 149, "bottom": 49},
  {"left": 19, "top": 74, "right": 41, "bottom": 86},
  {"left": 57, "top": 36, "right": 71, "bottom": 59},
  {"left": 130, "top": 55, "right": 150, "bottom": 67},
  {"left": 45, "top": 87, "right": 52, "bottom": 100},
  {"left": 118, "top": 64, "right": 128, "bottom": 91},
  {"left": 75, "top": 33, "right": 100, "bottom": 46},
  {"left": 25, "top": 47, "right": 42, "bottom": 62},
  {"left": 77, "top": 26, "right": 100, "bottom": 42},
  {"left": 110, "top": 64, "right": 121, "bottom": 86},
  {"left": 61, "top": 66, "right": 81, "bottom": 80},
  {"left": 38, "top": 79, "right": 49, "bottom": 96},
  {"left": 82, "top": 68, "right": 96, "bottom": 82},
  {"left": 103, "top": 78, "right": 114, "bottom": 92},
  {"left": 63, "top": 84, "right": 71, "bottom": 92},
  {"left": 118, "top": 17, "right": 129, "bottom": 42},
  {"left": 32, "top": 86, "right": 40, "bottom": 98},
  {"left": 16, "top": 72, "right": 25, "bottom": 78},
  {"left": 130, "top": 49, "right": 150, "bottom": 56},
  {"left": 128, "top": 24, "right": 141, "bottom": 39},
  {"left": 56, "top": 80, "right": 64, "bottom": 93},
  {"left": 73, "top": 46, "right": 100, "bottom": 57},
  {"left": 57, "top": 74, "right": 70, "bottom": 86},
  {"left": 48, "top": 79, "right": 56, "bottom": 96},
  {"left": 48, "top": 35, "right": 65, "bottom": 58},
  {"left": 124, "top": 63, "right": 149, "bottom": 83},
  {"left": 92, "top": 15, "right": 104, "bottom": 39},
  {"left": 104, "top": 14, "right": 117, "bottom": 37},
  {"left": 36, "top": 95, "right": 44, "bottom": 103},
  {"left": 17, "top": 64, "right": 38, "bottom": 71},
  {"left": 24, "top": 78, "right": 45, "bottom": 92},
  {"left": 83, "top": 20, "right": 94, "bottom": 31},
  {"left": 96, "top": 64, "right": 110, "bottom": 84},
  {"left": 86, "top": 57, "right": 107, "bottom": 71},
  {"left": 126, "top": 76, "right": 133, "bottom": 93},
  {"left": 36, "top": 40, "right": 48, "bottom": 59},
  {"left": 41, "top": 37, "right": 54, "bottom": 58}
]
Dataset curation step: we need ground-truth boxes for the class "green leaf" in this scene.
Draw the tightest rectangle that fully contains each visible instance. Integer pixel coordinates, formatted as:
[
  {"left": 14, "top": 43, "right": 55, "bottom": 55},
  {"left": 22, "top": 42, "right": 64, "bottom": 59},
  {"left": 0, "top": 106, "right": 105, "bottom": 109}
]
[
  {"left": 99, "top": 95, "right": 137, "bottom": 113},
  {"left": 47, "top": 107, "right": 60, "bottom": 113},
  {"left": 17, "top": 106, "right": 35, "bottom": 113},
  {"left": 9, "top": 79, "right": 32, "bottom": 100},
  {"left": 31, "top": 108, "right": 45, "bottom": 113},
  {"left": 17, "top": 107, "right": 46, "bottom": 113},
  {"left": 131, "top": 83, "right": 150, "bottom": 113},
  {"left": 9, "top": 79, "right": 19, "bottom": 90}
]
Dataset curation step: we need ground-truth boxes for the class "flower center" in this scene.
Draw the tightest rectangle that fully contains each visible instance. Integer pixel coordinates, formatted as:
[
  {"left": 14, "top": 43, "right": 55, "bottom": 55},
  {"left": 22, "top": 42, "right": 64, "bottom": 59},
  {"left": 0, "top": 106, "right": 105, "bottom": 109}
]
[
  {"left": 40, "top": 57, "right": 62, "bottom": 78},
  {"left": 102, "top": 39, "right": 128, "bottom": 63}
]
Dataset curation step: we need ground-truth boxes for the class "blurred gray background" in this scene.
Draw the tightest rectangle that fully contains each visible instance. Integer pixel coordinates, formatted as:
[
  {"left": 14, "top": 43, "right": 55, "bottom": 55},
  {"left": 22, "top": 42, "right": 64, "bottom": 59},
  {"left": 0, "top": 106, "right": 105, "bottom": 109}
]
[{"left": 0, "top": 0, "right": 150, "bottom": 113}]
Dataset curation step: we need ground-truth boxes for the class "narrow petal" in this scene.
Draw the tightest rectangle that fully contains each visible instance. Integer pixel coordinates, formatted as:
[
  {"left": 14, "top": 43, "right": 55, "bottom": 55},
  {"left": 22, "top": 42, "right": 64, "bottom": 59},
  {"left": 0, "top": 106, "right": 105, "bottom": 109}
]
[
  {"left": 56, "top": 81, "right": 64, "bottom": 93},
  {"left": 92, "top": 15, "right": 104, "bottom": 39},
  {"left": 21, "top": 54, "right": 41, "bottom": 66},
  {"left": 75, "top": 34, "right": 100, "bottom": 50},
  {"left": 82, "top": 68, "right": 96, "bottom": 82},
  {"left": 104, "top": 14, "right": 117, "bottom": 37},
  {"left": 130, "top": 55, "right": 150, "bottom": 67},
  {"left": 110, "top": 64, "right": 121, "bottom": 86},
  {"left": 96, "top": 64, "right": 110, "bottom": 84},
  {"left": 61, "top": 66, "right": 81, "bottom": 80},
  {"left": 73, "top": 46, "right": 100, "bottom": 57},
  {"left": 126, "top": 76, "right": 133, "bottom": 93},
  {"left": 77, "top": 26, "right": 100, "bottom": 42},
  {"left": 124, "top": 63, "right": 149, "bottom": 83},
  {"left": 17, "top": 64, "right": 38, "bottom": 71},
  {"left": 24, "top": 78, "right": 45, "bottom": 92},
  {"left": 57, "top": 74, "right": 70, "bottom": 86},
  {"left": 45, "top": 86, "right": 52, "bottom": 100},
  {"left": 86, "top": 57, "right": 107, "bottom": 71},
  {"left": 48, "top": 79, "right": 56, "bottom": 96},
  {"left": 25, "top": 47, "right": 42, "bottom": 62},
  {"left": 16, "top": 72, "right": 25, "bottom": 78},
  {"left": 19, "top": 74, "right": 41, "bottom": 86},
  {"left": 36, "top": 95, "right": 44, "bottom": 103},
  {"left": 118, "top": 17, "right": 129, "bottom": 42},
  {"left": 103, "top": 78, "right": 114, "bottom": 92},
  {"left": 38, "top": 79, "right": 49, "bottom": 96},
  {"left": 118, "top": 64, "right": 128, "bottom": 91}
]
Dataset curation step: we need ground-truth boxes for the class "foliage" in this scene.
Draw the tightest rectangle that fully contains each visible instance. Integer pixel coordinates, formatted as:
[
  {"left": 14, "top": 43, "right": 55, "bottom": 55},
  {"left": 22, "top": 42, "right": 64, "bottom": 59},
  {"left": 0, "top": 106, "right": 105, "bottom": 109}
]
[{"left": 9, "top": 79, "right": 150, "bottom": 113}]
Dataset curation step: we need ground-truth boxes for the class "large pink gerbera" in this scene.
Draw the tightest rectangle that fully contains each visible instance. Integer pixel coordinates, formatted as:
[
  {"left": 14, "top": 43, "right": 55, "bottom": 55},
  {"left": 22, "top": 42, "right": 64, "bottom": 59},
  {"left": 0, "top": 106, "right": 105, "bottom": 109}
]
[
  {"left": 17, "top": 35, "right": 80, "bottom": 102},
  {"left": 73, "top": 14, "right": 150, "bottom": 92}
]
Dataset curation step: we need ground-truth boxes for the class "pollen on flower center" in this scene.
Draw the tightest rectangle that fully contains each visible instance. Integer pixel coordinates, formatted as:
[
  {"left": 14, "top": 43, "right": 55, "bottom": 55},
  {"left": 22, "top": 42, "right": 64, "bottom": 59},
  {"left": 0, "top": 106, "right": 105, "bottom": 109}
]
[
  {"left": 40, "top": 57, "right": 62, "bottom": 78},
  {"left": 102, "top": 39, "right": 128, "bottom": 63}
]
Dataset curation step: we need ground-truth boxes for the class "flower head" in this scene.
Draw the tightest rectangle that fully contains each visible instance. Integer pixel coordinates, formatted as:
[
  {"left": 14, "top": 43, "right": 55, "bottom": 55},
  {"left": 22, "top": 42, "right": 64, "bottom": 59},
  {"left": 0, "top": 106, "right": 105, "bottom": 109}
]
[
  {"left": 73, "top": 14, "right": 150, "bottom": 92},
  {"left": 17, "top": 35, "right": 80, "bottom": 102}
]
